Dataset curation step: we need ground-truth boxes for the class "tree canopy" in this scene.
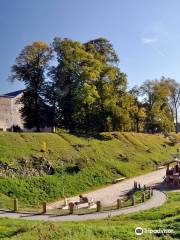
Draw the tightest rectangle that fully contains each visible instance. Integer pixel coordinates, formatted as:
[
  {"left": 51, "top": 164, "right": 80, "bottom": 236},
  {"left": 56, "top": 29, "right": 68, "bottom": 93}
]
[
  {"left": 9, "top": 38, "right": 179, "bottom": 133},
  {"left": 10, "top": 41, "right": 52, "bottom": 131}
]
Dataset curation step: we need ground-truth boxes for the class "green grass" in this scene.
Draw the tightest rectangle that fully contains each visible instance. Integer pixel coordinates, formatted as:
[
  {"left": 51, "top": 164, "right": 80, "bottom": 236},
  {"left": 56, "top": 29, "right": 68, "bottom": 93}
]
[
  {"left": 0, "top": 131, "right": 179, "bottom": 207},
  {"left": 0, "top": 191, "right": 180, "bottom": 239}
]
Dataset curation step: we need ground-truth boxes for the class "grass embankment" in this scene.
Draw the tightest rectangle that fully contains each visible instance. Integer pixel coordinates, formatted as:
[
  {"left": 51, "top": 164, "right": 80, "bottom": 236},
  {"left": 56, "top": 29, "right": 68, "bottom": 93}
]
[
  {"left": 0, "top": 131, "right": 179, "bottom": 207},
  {"left": 0, "top": 192, "right": 180, "bottom": 240}
]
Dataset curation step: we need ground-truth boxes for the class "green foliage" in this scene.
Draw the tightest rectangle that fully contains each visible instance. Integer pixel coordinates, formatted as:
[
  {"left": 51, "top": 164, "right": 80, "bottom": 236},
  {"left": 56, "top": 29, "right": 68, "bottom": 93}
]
[
  {"left": 49, "top": 37, "right": 128, "bottom": 133},
  {"left": 165, "top": 78, "right": 180, "bottom": 133},
  {"left": 10, "top": 38, "right": 178, "bottom": 134},
  {"left": 129, "top": 86, "right": 146, "bottom": 132},
  {"left": 9, "top": 41, "right": 53, "bottom": 131},
  {"left": 140, "top": 78, "right": 175, "bottom": 133}
]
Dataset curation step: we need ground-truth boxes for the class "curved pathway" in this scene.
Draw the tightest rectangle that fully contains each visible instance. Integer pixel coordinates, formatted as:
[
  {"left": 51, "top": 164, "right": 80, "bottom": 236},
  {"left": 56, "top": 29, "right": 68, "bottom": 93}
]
[
  {"left": 48, "top": 168, "right": 166, "bottom": 209},
  {"left": 0, "top": 190, "right": 167, "bottom": 222},
  {"left": 0, "top": 168, "right": 168, "bottom": 221},
  {"left": 0, "top": 190, "right": 167, "bottom": 221}
]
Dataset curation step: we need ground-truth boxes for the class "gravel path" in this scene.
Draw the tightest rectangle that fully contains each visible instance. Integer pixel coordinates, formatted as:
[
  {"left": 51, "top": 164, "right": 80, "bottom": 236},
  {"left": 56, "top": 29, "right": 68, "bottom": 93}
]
[
  {"left": 48, "top": 168, "right": 166, "bottom": 209},
  {"left": 0, "top": 169, "right": 168, "bottom": 222},
  {"left": 0, "top": 190, "right": 167, "bottom": 221}
]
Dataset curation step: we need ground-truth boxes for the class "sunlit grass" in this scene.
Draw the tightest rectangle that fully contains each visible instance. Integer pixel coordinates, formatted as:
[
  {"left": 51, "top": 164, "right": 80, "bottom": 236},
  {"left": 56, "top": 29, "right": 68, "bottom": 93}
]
[{"left": 0, "top": 131, "right": 179, "bottom": 207}]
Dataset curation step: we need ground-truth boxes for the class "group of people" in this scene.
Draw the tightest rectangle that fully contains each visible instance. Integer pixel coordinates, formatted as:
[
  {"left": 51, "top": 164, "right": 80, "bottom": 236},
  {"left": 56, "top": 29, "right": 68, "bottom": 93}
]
[{"left": 166, "top": 162, "right": 180, "bottom": 186}]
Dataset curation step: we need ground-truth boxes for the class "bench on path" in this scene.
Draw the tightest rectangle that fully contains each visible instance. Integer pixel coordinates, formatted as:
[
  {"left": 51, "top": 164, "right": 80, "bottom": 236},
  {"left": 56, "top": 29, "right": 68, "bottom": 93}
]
[
  {"left": 112, "top": 177, "right": 126, "bottom": 184},
  {"left": 62, "top": 195, "right": 95, "bottom": 209},
  {"left": 156, "top": 165, "right": 166, "bottom": 170}
]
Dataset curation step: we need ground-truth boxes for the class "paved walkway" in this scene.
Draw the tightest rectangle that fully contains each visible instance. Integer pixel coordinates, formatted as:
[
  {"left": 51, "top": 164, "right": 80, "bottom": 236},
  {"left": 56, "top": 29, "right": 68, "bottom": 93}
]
[{"left": 0, "top": 190, "right": 166, "bottom": 221}]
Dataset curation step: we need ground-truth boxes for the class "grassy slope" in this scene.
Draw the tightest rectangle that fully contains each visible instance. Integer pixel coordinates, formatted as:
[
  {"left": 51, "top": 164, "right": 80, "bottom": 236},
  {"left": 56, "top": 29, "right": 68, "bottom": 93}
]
[
  {"left": 0, "top": 192, "right": 180, "bottom": 240},
  {"left": 0, "top": 131, "right": 179, "bottom": 206}
]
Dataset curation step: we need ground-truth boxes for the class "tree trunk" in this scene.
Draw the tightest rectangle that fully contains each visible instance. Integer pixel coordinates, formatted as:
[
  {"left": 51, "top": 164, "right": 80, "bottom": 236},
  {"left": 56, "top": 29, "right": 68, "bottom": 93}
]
[
  {"left": 175, "top": 109, "right": 178, "bottom": 133},
  {"left": 85, "top": 105, "right": 90, "bottom": 134},
  {"left": 136, "top": 118, "right": 139, "bottom": 133},
  {"left": 34, "top": 86, "right": 40, "bottom": 132}
]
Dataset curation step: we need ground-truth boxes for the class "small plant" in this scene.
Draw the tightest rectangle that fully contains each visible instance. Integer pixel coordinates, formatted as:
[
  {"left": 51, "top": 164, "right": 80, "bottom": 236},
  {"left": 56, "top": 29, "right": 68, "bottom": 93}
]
[{"left": 41, "top": 142, "right": 48, "bottom": 153}]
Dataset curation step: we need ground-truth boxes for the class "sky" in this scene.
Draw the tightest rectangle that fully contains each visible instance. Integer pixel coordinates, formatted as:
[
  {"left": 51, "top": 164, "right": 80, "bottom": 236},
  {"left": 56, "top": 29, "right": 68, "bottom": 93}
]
[{"left": 0, "top": 0, "right": 180, "bottom": 94}]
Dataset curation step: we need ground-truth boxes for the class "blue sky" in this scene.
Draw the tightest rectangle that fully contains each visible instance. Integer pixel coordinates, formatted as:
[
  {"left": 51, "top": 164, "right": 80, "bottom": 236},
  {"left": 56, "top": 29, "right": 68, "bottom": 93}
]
[{"left": 0, "top": 0, "right": 180, "bottom": 94}]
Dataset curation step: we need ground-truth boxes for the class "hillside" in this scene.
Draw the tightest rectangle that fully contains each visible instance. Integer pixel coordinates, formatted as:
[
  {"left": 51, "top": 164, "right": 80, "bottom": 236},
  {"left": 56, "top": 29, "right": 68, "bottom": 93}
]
[{"left": 0, "top": 131, "right": 179, "bottom": 207}]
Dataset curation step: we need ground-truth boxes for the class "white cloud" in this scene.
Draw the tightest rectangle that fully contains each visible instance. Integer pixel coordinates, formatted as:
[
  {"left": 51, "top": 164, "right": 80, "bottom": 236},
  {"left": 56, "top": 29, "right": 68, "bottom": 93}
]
[{"left": 142, "top": 37, "right": 159, "bottom": 44}]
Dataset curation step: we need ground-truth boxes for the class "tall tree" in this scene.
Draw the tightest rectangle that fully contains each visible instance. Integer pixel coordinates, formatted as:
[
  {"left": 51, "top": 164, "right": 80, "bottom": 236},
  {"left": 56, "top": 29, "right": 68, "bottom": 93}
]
[
  {"left": 85, "top": 38, "right": 128, "bottom": 131},
  {"left": 165, "top": 78, "right": 180, "bottom": 133},
  {"left": 10, "top": 42, "right": 52, "bottom": 131},
  {"left": 129, "top": 86, "right": 146, "bottom": 133},
  {"left": 50, "top": 38, "right": 103, "bottom": 132},
  {"left": 49, "top": 37, "right": 128, "bottom": 133},
  {"left": 140, "top": 79, "right": 174, "bottom": 133}
]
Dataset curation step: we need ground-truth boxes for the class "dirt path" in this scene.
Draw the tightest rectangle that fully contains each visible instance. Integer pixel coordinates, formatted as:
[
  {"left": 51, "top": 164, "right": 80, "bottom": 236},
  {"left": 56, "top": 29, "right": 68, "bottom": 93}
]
[{"left": 48, "top": 168, "right": 166, "bottom": 209}]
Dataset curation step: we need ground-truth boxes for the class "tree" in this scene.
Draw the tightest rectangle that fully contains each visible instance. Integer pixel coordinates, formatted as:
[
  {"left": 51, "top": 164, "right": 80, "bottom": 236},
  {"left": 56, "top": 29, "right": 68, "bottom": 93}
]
[
  {"left": 49, "top": 38, "right": 103, "bottom": 132},
  {"left": 140, "top": 79, "right": 174, "bottom": 133},
  {"left": 84, "top": 37, "right": 119, "bottom": 64},
  {"left": 85, "top": 38, "right": 128, "bottom": 132},
  {"left": 50, "top": 37, "right": 128, "bottom": 133},
  {"left": 129, "top": 86, "right": 146, "bottom": 133},
  {"left": 10, "top": 41, "right": 52, "bottom": 131},
  {"left": 165, "top": 78, "right": 180, "bottom": 133}
]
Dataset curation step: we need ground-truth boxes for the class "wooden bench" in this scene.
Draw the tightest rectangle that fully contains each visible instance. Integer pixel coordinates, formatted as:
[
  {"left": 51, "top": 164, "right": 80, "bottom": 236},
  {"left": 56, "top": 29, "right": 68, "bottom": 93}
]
[
  {"left": 156, "top": 165, "right": 166, "bottom": 170},
  {"left": 112, "top": 177, "right": 126, "bottom": 184}
]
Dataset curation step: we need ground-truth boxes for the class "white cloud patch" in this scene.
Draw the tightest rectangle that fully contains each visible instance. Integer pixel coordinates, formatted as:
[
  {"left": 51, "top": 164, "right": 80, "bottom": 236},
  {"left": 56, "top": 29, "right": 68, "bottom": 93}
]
[
  {"left": 142, "top": 37, "right": 159, "bottom": 44},
  {"left": 141, "top": 36, "right": 166, "bottom": 57}
]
